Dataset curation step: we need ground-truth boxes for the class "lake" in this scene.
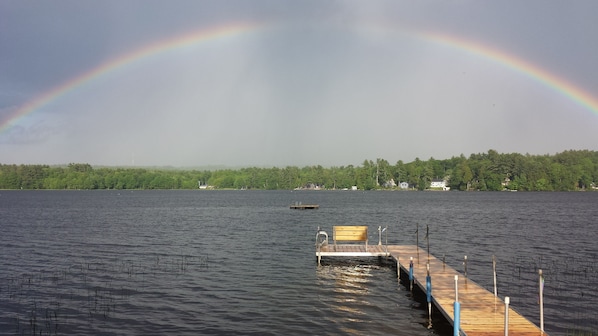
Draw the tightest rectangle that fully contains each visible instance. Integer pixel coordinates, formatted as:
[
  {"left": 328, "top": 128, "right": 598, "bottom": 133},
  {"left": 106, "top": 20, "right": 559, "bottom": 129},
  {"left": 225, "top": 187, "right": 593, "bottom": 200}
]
[{"left": 0, "top": 190, "right": 596, "bottom": 335}]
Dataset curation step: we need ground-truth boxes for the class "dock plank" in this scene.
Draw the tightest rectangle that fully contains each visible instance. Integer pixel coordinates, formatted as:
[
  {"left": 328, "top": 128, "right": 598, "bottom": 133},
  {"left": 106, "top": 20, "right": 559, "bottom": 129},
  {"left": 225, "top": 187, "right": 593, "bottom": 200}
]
[
  {"left": 317, "top": 244, "right": 547, "bottom": 336},
  {"left": 389, "top": 246, "right": 546, "bottom": 336}
]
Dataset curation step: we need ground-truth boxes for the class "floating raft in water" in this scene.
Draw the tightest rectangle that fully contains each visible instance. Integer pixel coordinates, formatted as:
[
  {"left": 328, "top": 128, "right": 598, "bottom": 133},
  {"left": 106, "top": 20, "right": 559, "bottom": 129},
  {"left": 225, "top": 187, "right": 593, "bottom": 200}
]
[
  {"left": 290, "top": 203, "right": 319, "bottom": 209},
  {"left": 316, "top": 244, "right": 547, "bottom": 336}
]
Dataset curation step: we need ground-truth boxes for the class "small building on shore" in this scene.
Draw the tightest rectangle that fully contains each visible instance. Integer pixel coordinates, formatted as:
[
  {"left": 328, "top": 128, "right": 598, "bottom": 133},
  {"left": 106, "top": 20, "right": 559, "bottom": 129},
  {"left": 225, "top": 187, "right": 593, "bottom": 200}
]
[{"left": 430, "top": 179, "right": 450, "bottom": 191}]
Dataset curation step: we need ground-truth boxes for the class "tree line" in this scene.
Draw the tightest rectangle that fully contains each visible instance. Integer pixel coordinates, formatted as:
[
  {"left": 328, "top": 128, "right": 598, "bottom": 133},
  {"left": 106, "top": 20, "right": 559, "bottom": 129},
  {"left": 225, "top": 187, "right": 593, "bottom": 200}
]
[{"left": 1, "top": 149, "right": 597, "bottom": 191}]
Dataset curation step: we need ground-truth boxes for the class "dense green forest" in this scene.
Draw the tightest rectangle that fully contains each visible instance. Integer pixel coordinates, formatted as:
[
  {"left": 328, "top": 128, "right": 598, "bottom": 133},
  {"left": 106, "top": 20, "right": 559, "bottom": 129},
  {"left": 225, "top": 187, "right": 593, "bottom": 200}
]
[{"left": 1, "top": 149, "right": 598, "bottom": 191}]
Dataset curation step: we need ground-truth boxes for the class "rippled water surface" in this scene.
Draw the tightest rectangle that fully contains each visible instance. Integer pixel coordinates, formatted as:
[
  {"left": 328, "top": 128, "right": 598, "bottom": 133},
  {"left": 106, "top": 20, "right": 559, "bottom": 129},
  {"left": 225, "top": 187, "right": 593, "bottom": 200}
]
[{"left": 0, "top": 190, "right": 596, "bottom": 335}]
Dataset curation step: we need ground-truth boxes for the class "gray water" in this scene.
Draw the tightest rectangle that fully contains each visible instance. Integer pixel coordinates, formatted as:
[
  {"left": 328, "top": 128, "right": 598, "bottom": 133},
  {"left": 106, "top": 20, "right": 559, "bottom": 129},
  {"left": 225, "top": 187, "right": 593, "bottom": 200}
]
[{"left": 0, "top": 190, "right": 596, "bottom": 335}]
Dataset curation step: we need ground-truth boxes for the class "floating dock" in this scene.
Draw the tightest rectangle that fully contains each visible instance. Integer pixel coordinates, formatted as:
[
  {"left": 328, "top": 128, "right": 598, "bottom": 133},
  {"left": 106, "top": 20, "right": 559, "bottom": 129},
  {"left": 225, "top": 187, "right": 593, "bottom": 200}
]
[
  {"left": 316, "top": 243, "right": 547, "bottom": 336},
  {"left": 290, "top": 203, "right": 319, "bottom": 209}
]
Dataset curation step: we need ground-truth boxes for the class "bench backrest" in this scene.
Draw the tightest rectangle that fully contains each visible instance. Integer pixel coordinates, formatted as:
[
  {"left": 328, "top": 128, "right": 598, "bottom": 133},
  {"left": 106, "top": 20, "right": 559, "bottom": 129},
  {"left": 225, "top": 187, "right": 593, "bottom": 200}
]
[{"left": 333, "top": 225, "right": 368, "bottom": 243}]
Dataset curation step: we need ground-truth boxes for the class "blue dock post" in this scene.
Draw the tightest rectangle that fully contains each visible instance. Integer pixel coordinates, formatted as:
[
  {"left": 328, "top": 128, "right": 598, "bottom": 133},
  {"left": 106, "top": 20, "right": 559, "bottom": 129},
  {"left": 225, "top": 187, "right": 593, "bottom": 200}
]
[
  {"left": 426, "top": 263, "right": 433, "bottom": 329},
  {"left": 454, "top": 302, "right": 461, "bottom": 336},
  {"left": 409, "top": 257, "right": 414, "bottom": 291},
  {"left": 454, "top": 275, "right": 460, "bottom": 336}
]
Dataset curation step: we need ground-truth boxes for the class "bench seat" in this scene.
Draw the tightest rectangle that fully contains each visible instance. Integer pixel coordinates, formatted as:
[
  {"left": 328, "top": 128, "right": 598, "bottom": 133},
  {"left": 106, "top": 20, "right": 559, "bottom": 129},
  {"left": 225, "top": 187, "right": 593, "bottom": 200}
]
[{"left": 333, "top": 225, "right": 368, "bottom": 251}]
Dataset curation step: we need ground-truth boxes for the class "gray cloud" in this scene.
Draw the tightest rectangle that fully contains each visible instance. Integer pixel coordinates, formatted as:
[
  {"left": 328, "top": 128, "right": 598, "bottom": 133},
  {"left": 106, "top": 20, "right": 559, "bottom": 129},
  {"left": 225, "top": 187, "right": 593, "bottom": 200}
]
[{"left": 1, "top": 1, "right": 597, "bottom": 167}]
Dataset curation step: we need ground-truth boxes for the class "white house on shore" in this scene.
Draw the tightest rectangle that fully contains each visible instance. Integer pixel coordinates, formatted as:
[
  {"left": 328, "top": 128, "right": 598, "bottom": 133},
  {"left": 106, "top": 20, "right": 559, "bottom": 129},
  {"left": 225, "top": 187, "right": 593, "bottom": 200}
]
[
  {"left": 430, "top": 179, "right": 450, "bottom": 191},
  {"left": 198, "top": 181, "right": 214, "bottom": 190}
]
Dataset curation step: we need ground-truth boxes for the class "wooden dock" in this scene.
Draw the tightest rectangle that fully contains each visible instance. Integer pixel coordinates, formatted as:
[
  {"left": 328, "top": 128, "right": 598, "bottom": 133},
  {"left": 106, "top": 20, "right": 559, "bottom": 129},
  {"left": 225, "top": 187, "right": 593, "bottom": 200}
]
[
  {"left": 316, "top": 244, "right": 547, "bottom": 336},
  {"left": 290, "top": 204, "right": 319, "bottom": 209}
]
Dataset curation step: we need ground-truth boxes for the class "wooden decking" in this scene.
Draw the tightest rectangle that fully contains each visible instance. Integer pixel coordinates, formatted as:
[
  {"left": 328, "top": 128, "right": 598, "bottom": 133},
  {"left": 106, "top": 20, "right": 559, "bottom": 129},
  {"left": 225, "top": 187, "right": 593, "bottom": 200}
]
[
  {"left": 316, "top": 244, "right": 547, "bottom": 336},
  {"left": 317, "top": 243, "right": 389, "bottom": 257}
]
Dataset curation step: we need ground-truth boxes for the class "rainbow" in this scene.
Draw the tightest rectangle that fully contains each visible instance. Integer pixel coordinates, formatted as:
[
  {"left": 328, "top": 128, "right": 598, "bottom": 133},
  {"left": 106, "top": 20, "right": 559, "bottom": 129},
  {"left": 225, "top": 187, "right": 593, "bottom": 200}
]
[
  {"left": 3, "top": 23, "right": 598, "bottom": 134},
  {"left": 0, "top": 22, "right": 264, "bottom": 133},
  {"left": 422, "top": 31, "right": 598, "bottom": 115}
]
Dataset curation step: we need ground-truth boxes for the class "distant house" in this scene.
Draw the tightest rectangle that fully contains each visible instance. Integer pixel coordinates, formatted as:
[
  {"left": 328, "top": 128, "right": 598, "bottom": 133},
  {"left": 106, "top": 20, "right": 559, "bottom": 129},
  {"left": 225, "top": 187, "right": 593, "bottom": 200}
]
[
  {"left": 430, "top": 179, "right": 450, "bottom": 191},
  {"left": 383, "top": 178, "right": 397, "bottom": 188},
  {"left": 295, "top": 183, "right": 322, "bottom": 190},
  {"left": 399, "top": 182, "right": 409, "bottom": 190},
  {"left": 198, "top": 181, "right": 213, "bottom": 190}
]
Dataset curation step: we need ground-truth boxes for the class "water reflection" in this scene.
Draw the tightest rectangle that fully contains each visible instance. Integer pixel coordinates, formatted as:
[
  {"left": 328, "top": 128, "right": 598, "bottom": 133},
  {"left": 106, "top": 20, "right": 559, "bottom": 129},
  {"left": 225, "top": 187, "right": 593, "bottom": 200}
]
[{"left": 316, "top": 263, "right": 376, "bottom": 323}]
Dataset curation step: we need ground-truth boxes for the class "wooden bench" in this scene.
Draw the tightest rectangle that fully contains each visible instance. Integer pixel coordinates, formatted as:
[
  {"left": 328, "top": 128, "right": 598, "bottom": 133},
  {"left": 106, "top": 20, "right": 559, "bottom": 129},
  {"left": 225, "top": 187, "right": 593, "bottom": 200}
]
[{"left": 333, "top": 225, "right": 368, "bottom": 251}]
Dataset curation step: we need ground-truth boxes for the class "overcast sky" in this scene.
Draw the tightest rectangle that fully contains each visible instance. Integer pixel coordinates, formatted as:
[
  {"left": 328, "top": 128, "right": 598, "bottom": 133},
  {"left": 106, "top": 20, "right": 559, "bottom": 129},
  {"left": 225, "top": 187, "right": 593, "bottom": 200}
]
[{"left": 1, "top": 1, "right": 597, "bottom": 168}]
